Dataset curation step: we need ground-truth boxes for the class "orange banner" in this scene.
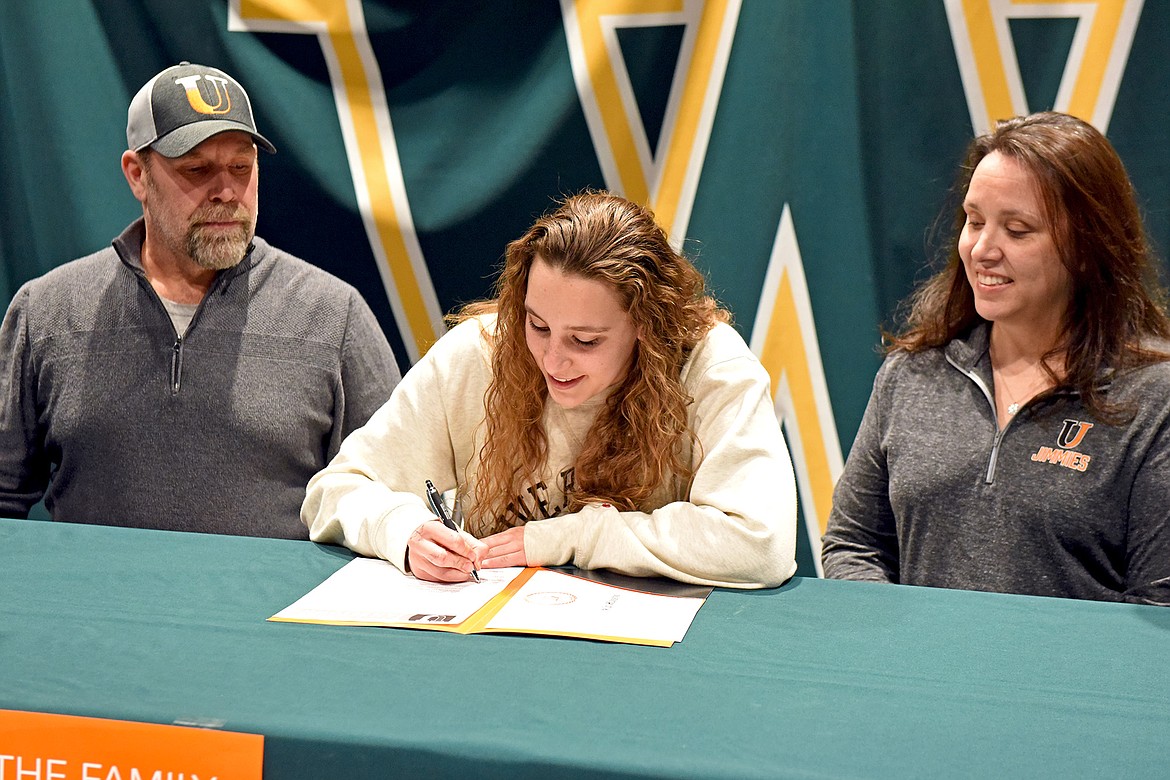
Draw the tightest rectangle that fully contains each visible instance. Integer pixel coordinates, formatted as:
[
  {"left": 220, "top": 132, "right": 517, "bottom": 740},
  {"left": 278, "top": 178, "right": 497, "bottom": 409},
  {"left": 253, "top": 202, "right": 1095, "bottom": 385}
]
[{"left": 0, "top": 709, "right": 263, "bottom": 780}]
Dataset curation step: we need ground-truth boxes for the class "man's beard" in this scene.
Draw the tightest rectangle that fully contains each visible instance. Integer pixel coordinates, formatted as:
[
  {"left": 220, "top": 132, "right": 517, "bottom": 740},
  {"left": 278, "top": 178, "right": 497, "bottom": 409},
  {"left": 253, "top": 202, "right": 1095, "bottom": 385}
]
[
  {"left": 141, "top": 166, "right": 256, "bottom": 271},
  {"left": 186, "top": 206, "right": 254, "bottom": 270}
]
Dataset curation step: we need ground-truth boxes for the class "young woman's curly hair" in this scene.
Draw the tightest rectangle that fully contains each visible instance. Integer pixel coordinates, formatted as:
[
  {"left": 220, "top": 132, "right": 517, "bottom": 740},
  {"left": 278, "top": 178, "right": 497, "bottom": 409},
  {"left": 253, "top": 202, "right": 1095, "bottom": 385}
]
[{"left": 459, "top": 191, "right": 728, "bottom": 534}]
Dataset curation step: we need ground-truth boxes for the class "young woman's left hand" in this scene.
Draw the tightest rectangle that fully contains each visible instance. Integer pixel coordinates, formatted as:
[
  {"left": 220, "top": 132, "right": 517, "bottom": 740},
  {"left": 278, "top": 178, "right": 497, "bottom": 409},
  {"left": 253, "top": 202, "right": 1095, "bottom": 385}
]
[{"left": 479, "top": 526, "right": 528, "bottom": 568}]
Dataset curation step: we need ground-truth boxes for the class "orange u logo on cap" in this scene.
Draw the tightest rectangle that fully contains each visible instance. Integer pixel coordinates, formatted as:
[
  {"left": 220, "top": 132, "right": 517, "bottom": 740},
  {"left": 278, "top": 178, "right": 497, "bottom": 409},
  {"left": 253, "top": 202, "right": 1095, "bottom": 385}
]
[{"left": 173, "top": 74, "right": 232, "bottom": 115}]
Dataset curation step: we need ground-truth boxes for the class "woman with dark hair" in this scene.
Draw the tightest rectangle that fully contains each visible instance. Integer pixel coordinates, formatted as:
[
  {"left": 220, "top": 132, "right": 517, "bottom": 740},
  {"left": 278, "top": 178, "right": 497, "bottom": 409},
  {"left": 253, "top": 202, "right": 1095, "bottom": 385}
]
[
  {"left": 822, "top": 112, "right": 1170, "bottom": 604},
  {"left": 303, "top": 191, "right": 797, "bottom": 588}
]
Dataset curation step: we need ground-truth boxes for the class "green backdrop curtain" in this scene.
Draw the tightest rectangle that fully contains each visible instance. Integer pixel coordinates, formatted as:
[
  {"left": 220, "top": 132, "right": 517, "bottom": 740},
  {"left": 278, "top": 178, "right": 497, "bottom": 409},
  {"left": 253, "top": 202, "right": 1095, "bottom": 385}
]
[{"left": 2, "top": 1, "right": 1162, "bottom": 575}]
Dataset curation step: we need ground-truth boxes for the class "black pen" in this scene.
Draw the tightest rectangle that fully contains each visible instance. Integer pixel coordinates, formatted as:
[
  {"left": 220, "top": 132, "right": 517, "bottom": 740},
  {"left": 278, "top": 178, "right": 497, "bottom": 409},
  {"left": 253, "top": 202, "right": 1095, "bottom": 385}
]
[{"left": 425, "top": 480, "right": 480, "bottom": 582}]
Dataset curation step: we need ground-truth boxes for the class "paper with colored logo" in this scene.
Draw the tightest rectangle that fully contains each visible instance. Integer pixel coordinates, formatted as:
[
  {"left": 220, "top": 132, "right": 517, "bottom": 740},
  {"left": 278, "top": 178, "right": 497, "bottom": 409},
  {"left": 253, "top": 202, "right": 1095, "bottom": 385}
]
[{"left": 270, "top": 557, "right": 708, "bottom": 647}]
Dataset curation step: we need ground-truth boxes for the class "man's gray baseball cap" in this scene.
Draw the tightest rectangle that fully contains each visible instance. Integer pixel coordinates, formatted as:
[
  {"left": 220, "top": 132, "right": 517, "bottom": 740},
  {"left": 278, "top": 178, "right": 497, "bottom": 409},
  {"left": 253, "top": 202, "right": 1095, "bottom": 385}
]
[{"left": 126, "top": 61, "right": 276, "bottom": 157}]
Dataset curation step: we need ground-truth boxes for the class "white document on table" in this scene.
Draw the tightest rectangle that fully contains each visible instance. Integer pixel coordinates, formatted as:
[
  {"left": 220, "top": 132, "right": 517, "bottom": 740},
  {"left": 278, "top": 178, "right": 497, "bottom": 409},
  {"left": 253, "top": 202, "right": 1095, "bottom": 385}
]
[
  {"left": 270, "top": 557, "right": 709, "bottom": 646},
  {"left": 270, "top": 557, "right": 522, "bottom": 627},
  {"left": 484, "top": 568, "right": 706, "bottom": 644}
]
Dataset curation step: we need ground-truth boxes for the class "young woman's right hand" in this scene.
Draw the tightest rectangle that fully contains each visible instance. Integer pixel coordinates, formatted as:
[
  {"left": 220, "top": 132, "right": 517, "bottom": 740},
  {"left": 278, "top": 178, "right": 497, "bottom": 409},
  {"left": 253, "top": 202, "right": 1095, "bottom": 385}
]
[{"left": 406, "top": 521, "right": 486, "bottom": 582}]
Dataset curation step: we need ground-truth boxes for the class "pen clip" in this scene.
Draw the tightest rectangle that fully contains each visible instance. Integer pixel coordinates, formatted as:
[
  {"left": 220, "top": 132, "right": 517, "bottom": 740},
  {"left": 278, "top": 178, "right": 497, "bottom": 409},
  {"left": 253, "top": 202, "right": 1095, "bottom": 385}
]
[
  {"left": 424, "top": 479, "right": 450, "bottom": 524},
  {"left": 425, "top": 480, "right": 479, "bottom": 582}
]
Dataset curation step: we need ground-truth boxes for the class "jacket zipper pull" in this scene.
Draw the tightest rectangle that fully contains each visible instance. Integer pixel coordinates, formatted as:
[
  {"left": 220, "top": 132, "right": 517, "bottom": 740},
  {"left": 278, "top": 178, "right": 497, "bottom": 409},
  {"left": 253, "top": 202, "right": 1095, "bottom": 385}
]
[{"left": 171, "top": 337, "right": 183, "bottom": 393}]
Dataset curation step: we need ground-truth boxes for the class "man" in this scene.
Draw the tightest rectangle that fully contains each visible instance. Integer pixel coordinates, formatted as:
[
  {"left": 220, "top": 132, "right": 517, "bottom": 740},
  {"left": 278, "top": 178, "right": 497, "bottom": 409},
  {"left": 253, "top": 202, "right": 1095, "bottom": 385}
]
[{"left": 0, "top": 62, "right": 401, "bottom": 538}]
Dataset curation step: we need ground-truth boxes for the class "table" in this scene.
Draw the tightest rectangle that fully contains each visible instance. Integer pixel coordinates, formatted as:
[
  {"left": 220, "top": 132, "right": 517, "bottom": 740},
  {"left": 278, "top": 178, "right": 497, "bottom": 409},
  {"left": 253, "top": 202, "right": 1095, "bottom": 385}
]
[{"left": 2, "top": 518, "right": 1168, "bottom": 778}]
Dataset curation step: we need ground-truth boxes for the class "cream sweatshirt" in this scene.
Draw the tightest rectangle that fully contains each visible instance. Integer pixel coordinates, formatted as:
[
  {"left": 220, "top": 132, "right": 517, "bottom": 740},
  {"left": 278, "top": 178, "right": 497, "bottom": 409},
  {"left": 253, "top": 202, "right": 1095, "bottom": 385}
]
[{"left": 301, "top": 315, "right": 797, "bottom": 588}]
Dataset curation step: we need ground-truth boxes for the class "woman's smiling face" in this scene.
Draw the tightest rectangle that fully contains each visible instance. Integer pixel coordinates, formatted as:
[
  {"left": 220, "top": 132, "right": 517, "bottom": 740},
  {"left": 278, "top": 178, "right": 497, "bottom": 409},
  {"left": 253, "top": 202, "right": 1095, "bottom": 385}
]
[
  {"left": 958, "top": 150, "right": 1072, "bottom": 344},
  {"left": 523, "top": 256, "right": 639, "bottom": 408}
]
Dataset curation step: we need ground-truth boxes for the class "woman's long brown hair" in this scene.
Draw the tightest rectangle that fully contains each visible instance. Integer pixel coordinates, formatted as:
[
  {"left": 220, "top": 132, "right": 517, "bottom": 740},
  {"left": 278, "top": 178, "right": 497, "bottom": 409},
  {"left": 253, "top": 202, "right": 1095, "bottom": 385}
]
[
  {"left": 890, "top": 112, "right": 1170, "bottom": 419},
  {"left": 459, "top": 191, "right": 728, "bottom": 534}
]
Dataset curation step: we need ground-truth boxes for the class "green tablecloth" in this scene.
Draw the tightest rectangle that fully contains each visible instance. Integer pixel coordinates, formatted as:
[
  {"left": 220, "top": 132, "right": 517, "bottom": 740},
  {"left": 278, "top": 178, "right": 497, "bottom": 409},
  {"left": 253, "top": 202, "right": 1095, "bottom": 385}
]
[{"left": 2, "top": 517, "right": 1168, "bottom": 778}]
